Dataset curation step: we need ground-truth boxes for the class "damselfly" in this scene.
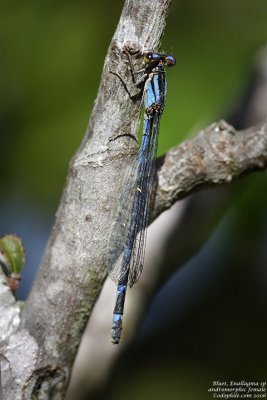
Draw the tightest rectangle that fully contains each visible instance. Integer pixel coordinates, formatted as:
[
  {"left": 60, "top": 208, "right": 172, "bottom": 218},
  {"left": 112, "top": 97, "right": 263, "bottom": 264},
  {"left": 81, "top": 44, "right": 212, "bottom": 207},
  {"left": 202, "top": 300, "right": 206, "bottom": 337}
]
[{"left": 108, "top": 51, "right": 176, "bottom": 344}]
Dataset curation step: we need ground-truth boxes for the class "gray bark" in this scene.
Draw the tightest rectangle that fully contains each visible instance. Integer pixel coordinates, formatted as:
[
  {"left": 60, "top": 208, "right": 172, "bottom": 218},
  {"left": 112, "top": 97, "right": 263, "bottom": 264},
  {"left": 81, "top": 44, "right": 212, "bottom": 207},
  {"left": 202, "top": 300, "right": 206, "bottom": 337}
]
[{"left": 154, "top": 119, "right": 267, "bottom": 218}]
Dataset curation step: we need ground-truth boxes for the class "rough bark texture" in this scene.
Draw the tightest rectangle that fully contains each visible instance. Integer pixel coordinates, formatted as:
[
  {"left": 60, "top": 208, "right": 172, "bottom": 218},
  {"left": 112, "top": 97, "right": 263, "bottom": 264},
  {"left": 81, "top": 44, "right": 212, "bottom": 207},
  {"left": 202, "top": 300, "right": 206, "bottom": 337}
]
[{"left": 154, "top": 120, "right": 267, "bottom": 217}]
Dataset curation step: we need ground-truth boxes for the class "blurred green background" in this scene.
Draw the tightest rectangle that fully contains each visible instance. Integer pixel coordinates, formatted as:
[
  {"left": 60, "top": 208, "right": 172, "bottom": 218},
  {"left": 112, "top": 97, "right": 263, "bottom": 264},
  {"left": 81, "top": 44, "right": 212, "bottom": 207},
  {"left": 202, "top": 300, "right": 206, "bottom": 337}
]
[
  {"left": 1, "top": 0, "right": 267, "bottom": 399},
  {"left": 1, "top": 0, "right": 266, "bottom": 207}
]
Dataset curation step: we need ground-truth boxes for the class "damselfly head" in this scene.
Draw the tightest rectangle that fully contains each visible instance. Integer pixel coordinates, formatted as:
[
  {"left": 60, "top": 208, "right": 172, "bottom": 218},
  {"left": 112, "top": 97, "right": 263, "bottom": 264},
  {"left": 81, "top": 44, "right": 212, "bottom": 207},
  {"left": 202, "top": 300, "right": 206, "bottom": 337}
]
[{"left": 143, "top": 51, "right": 176, "bottom": 67}]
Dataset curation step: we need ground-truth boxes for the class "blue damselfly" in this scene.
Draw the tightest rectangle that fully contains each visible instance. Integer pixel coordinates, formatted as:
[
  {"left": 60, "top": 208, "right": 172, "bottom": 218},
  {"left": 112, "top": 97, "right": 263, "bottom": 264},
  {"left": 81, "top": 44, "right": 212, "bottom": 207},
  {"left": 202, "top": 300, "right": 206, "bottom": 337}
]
[{"left": 108, "top": 51, "right": 176, "bottom": 344}]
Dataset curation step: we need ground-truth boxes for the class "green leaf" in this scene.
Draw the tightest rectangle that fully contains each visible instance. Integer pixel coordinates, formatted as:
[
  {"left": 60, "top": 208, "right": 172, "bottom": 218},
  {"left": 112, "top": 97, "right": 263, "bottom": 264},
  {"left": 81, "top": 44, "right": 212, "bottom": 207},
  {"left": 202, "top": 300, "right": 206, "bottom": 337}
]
[{"left": 0, "top": 235, "right": 25, "bottom": 274}]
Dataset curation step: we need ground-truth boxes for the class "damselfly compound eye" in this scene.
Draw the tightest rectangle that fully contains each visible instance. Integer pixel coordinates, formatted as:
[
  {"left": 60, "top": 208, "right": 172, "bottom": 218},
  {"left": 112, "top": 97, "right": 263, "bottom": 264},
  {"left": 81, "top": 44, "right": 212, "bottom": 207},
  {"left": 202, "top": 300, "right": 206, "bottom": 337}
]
[
  {"left": 165, "top": 55, "right": 176, "bottom": 66},
  {"left": 144, "top": 51, "right": 160, "bottom": 64}
]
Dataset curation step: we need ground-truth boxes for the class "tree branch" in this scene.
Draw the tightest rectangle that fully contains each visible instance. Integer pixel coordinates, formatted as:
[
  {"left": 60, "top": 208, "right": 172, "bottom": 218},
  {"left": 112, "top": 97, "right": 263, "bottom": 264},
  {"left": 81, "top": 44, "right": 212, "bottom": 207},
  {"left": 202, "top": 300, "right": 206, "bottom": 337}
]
[{"left": 154, "top": 119, "right": 267, "bottom": 218}]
